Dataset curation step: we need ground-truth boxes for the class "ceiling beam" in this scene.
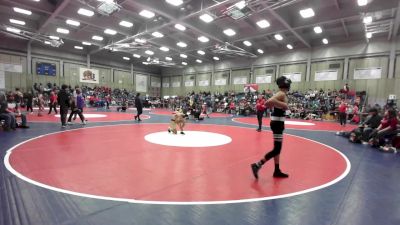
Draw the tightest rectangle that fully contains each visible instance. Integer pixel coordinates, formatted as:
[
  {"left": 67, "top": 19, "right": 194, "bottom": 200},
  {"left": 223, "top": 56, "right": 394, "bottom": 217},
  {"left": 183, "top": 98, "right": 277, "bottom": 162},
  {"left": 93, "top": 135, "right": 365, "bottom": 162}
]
[
  {"left": 391, "top": 1, "right": 400, "bottom": 39},
  {"left": 263, "top": 5, "right": 311, "bottom": 48},
  {"left": 37, "top": 0, "right": 72, "bottom": 33},
  {"left": 341, "top": 19, "right": 349, "bottom": 38}
]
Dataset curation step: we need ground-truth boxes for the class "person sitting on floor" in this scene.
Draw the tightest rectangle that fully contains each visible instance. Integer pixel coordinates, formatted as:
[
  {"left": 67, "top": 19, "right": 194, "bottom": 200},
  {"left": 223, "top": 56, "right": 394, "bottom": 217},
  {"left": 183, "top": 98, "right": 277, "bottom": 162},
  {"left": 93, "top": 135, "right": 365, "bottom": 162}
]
[
  {"left": 347, "top": 108, "right": 381, "bottom": 143},
  {"left": 0, "top": 92, "right": 16, "bottom": 131},
  {"left": 368, "top": 109, "right": 398, "bottom": 147}
]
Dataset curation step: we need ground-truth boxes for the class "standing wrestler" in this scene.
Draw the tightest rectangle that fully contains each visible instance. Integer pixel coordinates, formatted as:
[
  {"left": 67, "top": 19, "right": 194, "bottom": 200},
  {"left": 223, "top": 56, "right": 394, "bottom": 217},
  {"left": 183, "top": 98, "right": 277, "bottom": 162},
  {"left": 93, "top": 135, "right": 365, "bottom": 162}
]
[
  {"left": 256, "top": 94, "right": 266, "bottom": 132},
  {"left": 134, "top": 93, "right": 143, "bottom": 121},
  {"left": 168, "top": 108, "right": 186, "bottom": 135},
  {"left": 251, "top": 76, "right": 291, "bottom": 179}
]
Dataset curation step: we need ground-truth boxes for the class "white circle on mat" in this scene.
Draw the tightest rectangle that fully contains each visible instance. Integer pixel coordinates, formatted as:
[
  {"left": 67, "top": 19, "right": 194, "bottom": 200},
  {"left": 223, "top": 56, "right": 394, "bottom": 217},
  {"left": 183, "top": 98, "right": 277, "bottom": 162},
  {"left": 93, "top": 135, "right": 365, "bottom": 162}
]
[
  {"left": 285, "top": 121, "right": 315, "bottom": 126},
  {"left": 55, "top": 114, "right": 107, "bottom": 118},
  {"left": 145, "top": 131, "right": 232, "bottom": 147}
]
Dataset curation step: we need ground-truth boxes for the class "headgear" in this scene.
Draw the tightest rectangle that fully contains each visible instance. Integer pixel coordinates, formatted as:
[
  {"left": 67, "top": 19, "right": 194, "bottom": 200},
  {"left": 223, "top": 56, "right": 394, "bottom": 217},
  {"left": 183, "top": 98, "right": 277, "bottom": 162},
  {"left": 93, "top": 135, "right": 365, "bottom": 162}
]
[{"left": 276, "top": 76, "right": 291, "bottom": 90}]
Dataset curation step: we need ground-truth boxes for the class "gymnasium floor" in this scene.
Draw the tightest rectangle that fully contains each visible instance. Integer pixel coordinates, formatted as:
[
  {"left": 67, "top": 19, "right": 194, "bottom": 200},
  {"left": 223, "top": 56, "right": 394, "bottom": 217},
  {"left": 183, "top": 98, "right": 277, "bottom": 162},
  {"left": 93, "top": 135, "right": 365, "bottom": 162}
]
[{"left": 1, "top": 109, "right": 399, "bottom": 225}]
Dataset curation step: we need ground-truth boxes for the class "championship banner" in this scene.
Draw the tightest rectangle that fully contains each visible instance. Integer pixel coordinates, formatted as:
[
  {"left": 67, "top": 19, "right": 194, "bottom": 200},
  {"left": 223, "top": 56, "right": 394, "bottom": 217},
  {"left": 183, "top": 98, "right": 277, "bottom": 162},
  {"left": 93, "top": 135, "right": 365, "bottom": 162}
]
[
  {"left": 315, "top": 70, "right": 338, "bottom": 81},
  {"left": 354, "top": 68, "right": 381, "bottom": 80},
  {"left": 162, "top": 82, "right": 170, "bottom": 88},
  {"left": 255, "top": 75, "right": 272, "bottom": 84},
  {"left": 215, "top": 78, "right": 226, "bottom": 86},
  {"left": 172, "top": 81, "right": 181, "bottom": 87},
  {"left": 198, "top": 80, "right": 209, "bottom": 86},
  {"left": 244, "top": 83, "right": 258, "bottom": 92},
  {"left": 151, "top": 81, "right": 161, "bottom": 87},
  {"left": 135, "top": 74, "right": 148, "bottom": 92},
  {"left": 282, "top": 72, "right": 302, "bottom": 82},
  {"left": 233, "top": 77, "right": 247, "bottom": 85},
  {"left": 79, "top": 68, "right": 99, "bottom": 84},
  {"left": 184, "top": 81, "right": 194, "bottom": 87}
]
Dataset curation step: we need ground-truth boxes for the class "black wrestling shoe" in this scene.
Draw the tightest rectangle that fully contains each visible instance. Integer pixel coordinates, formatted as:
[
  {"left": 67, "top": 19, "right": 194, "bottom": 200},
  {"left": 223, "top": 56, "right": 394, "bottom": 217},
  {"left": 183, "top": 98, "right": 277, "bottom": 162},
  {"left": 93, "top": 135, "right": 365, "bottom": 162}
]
[
  {"left": 180, "top": 131, "right": 185, "bottom": 135},
  {"left": 273, "top": 170, "right": 289, "bottom": 178},
  {"left": 251, "top": 163, "right": 260, "bottom": 179},
  {"left": 168, "top": 128, "right": 171, "bottom": 133},
  {"left": 256, "top": 128, "right": 261, "bottom": 132},
  {"left": 134, "top": 115, "right": 137, "bottom": 120}
]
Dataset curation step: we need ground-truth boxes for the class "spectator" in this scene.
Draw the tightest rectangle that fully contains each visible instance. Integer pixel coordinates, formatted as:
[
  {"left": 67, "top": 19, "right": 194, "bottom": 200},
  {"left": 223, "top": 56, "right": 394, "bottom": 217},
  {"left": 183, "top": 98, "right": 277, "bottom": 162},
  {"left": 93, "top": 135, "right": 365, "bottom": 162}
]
[
  {"left": 58, "top": 84, "right": 70, "bottom": 128},
  {"left": 369, "top": 109, "right": 398, "bottom": 147}
]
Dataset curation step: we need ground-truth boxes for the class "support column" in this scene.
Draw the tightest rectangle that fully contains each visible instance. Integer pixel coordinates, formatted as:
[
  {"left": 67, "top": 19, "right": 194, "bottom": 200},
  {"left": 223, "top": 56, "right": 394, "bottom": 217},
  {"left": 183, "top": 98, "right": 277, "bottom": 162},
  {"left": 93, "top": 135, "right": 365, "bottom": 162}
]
[
  {"left": 343, "top": 57, "right": 349, "bottom": 80},
  {"left": 131, "top": 63, "right": 134, "bottom": 85},
  {"left": 27, "top": 42, "right": 32, "bottom": 75},
  {"left": 111, "top": 68, "right": 114, "bottom": 83},
  {"left": 306, "top": 53, "right": 312, "bottom": 82},
  {"left": 388, "top": 40, "right": 396, "bottom": 79},
  {"left": 276, "top": 64, "right": 280, "bottom": 80},
  {"left": 60, "top": 60, "right": 64, "bottom": 77},
  {"left": 86, "top": 54, "right": 90, "bottom": 68}
]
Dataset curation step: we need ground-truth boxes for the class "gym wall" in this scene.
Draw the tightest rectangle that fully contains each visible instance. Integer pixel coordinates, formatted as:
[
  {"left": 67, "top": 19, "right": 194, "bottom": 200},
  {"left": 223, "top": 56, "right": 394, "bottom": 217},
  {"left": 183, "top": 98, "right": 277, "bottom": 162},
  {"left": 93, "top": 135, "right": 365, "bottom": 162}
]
[{"left": 161, "top": 37, "right": 400, "bottom": 106}]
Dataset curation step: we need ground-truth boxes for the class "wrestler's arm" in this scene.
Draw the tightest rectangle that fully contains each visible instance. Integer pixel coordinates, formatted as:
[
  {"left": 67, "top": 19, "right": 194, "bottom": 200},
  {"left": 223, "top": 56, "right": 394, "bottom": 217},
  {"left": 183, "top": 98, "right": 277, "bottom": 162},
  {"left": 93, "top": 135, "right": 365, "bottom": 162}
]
[{"left": 265, "top": 92, "right": 288, "bottom": 110}]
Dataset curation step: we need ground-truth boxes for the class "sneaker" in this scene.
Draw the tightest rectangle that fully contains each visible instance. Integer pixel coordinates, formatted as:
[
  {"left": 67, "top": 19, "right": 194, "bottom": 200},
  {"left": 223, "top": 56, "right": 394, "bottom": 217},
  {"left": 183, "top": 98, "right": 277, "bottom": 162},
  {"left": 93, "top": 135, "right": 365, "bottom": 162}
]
[
  {"left": 256, "top": 128, "right": 261, "bottom": 132},
  {"left": 81, "top": 121, "right": 86, "bottom": 125},
  {"left": 273, "top": 170, "right": 289, "bottom": 178},
  {"left": 251, "top": 163, "right": 260, "bottom": 179},
  {"left": 138, "top": 119, "right": 142, "bottom": 122},
  {"left": 67, "top": 122, "right": 73, "bottom": 125},
  {"left": 134, "top": 116, "right": 137, "bottom": 120},
  {"left": 61, "top": 125, "right": 66, "bottom": 128}
]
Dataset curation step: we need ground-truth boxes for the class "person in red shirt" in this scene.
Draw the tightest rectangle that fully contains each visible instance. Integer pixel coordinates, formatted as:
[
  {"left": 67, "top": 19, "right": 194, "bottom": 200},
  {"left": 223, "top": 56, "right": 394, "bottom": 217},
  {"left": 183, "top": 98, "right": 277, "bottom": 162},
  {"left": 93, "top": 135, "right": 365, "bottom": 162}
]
[
  {"left": 48, "top": 91, "right": 58, "bottom": 114},
  {"left": 369, "top": 109, "right": 398, "bottom": 146},
  {"left": 256, "top": 94, "right": 266, "bottom": 132},
  {"left": 338, "top": 101, "right": 347, "bottom": 127}
]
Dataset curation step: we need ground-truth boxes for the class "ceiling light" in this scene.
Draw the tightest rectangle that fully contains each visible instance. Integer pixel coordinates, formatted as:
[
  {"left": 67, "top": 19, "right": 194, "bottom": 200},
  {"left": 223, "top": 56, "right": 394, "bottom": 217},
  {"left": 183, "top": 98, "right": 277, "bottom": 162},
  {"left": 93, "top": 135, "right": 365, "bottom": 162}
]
[
  {"left": 135, "top": 38, "right": 146, "bottom": 43},
  {"left": 92, "top": 35, "right": 103, "bottom": 41},
  {"left": 257, "top": 49, "right": 264, "bottom": 54},
  {"left": 287, "top": 44, "right": 293, "bottom": 49},
  {"left": 256, "top": 19, "right": 270, "bottom": 29},
  {"left": 274, "top": 34, "right": 283, "bottom": 40},
  {"left": 123, "top": 57, "right": 130, "bottom": 60},
  {"left": 139, "top": 9, "right": 155, "bottom": 18},
  {"left": 152, "top": 31, "right": 164, "bottom": 38},
  {"left": 366, "top": 32, "right": 372, "bottom": 39},
  {"left": 74, "top": 46, "right": 83, "bottom": 50},
  {"left": 166, "top": 0, "right": 183, "bottom": 6},
  {"left": 119, "top": 20, "right": 133, "bottom": 28},
  {"left": 133, "top": 54, "right": 141, "bottom": 58},
  {"left": 199, "top": 13, "right": 214, "bottom": 23},
  {"left": 56, "top": 28, "right": 69, "bottom": 34},
  {"left": 363, "top": 16, "right": 372, "bottom": 24},
  {"left": 32, "top": 0, "right": 40, "bottom": 2},
  {"left": 322, "top": 38, "right": 328, "bottom": 44},
  {"left": 300, "top": 8, "right": 315, "bottom": 18},
  {"left": 142, "top": 62, "right": 149, "bottom": 65},
  {"left": 49, "top": 36, "right": 59, "bottom": 40},
  {"left": 198, "top": 36, "right": 209, "bottom": 43},
  {"left": 180, "top": 54, "right": 187, "bottom": 58},
  {"left": 66, "top": 19, "right": 80, "bottom": 26},
  {"left": 358, "top": 0, "right": 368, "bottom": 6},
  {"left": 213, "top": 56, "right": 220, "bottom": 61},
  {"left": 77, "top": 8, "right": 94, "bottom": 17},
  {"left": 82, "top": 42, "right": 92, "bottom": 46},
  {"left": 9, "top": 19, "right": 25, "bottom": 25},
  {"left": 223, "top": 28, "right": 236, "bottom": 36},
  {"left": 235, "top": 1, "right": 246, "bottom": 10},
  {"left": 197, "top": 50, "right": 205, "bottom": 55},
  {"left": 104, "top": 29, "right": 117, "bottom": 35},
  {"left": 177, "top": 42, "right": 187, "bottom": 47},
  {"left": 165, "top": 57, "right": 172, "bottom": 61},
  {"left": 243, "top": 40, "right": 252, "bottom": 46},
  {"left": 13, "top": 7, "right": 32, "bottom": 15},
  {"left": 182, "top": 62, "right": 187, "bottom": 65},
  {"left": 196, "top": 59, "right": 202, "bottom": 63},
  {"left": 174, "top": 23, "right": 186, "bottom": 31},
  {"left": 6, "top": 27, "right": 20, "bottom": 34},
  {"left": 160, "top": 46, "right": 169, "bottom": 52},
  {"left": 44, "top": 41, "right": 51, "bottom": 45},
  {"left": 314, "top": 26, "right": 322, "bottom": 34},
  {"left": 145, "top": 50, "right": 154, "bottom": 55}
]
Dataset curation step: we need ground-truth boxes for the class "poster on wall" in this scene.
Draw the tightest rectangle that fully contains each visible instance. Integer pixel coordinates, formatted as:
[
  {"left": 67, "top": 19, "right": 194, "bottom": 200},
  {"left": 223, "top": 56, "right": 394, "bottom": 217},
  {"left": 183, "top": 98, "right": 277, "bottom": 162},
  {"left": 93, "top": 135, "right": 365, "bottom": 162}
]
[
  {"left": 282, "top": 72, "right": 302, "bottom": 82},
  {"left": 79, "top": 68, "right": 99, "bottom": 84},
  {"left": 172, "top": 81, "right": 181, "bottom": 87},
  {"left": 255, "top": 75, "right": 272, "bottom": 84},
  {"left": 36, "top": 62, "right": 56, "bottom": 76},
  {"left": 135, "top": 74, "right": 148, "bottom": 92},
  {"left": 0, "top": 70, "right": 5, "bottom": 89},
  {"left": 162, "top": 82, "right": 170, "bottom": 88},
  {"left": 215, "top": 78, "right": 227, "bottom": 86},
  {"left": 0, "top": 63, "right": 23, "bottom": 73},
  {"left": 151, "top": 81, "right": 161, "bottom": 87},
  {"left": 354, "top": 67, "right": 382, "bottom": 80},
  {"left": 314, "top": 70, "right": 338, "bottom": 81},
  {"left": 198, "top": 80, "right": 210, "bottom": 86},
  {"left": 185, "top": 81, "right": 194, "bottom": 87},
  {"left": 233, "top": 77, "right": 247, "bottom": 85}
]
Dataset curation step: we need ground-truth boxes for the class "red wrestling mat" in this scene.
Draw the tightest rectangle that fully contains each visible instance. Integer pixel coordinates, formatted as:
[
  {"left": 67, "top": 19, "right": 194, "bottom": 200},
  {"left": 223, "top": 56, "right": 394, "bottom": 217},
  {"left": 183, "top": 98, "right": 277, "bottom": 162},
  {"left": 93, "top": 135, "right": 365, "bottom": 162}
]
[
  {"left": 150, "top": 109, "right": 233, "bottom": 118},
  {"left": 26, "top": 112, "right": 150, "bottom": 123},
  {"left": 6, "top": 124, "right": 349, "bottom": 203},
  {"left": 232, "top": 117, "right": 358, "bottom": 131}
]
